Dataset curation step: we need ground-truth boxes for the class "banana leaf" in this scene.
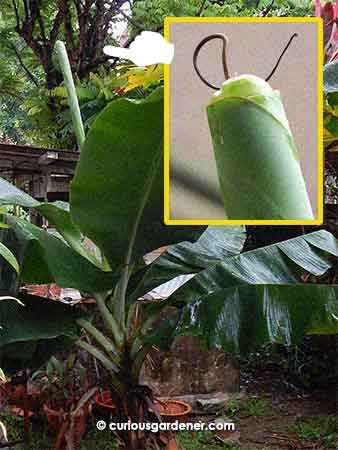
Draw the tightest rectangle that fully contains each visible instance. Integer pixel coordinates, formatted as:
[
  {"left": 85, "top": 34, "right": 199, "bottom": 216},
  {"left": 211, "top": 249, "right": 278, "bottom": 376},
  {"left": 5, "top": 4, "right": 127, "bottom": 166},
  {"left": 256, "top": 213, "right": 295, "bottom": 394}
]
[
  {"left": 167, "top": 230, "right": 338, "bottom": 305},
  {"left": 0, "top": 227, "right": 23, "bottom": 296},
  {"left": 136, "top": 230, "right": 338, "bottom": 354},
  {"left": 174, "top": 284, "right": 338, "bottom": 355},
  {"left": 70, "top": 87, "right": 202, "bottom": 272},
  {"left": 0, "top": 178, "right": 101, "bottom": 268},
  {"left": 0, "top": 293, "right": 83, "bottom": 373},
  {"left": 3, "top": 216, "right": 115, "bottom": 292},
  {"left": 0, "top": 240, "right": 19, "bottom": 273},
  {"left": 130, "top": 225, "right": 246, "bottom": 301}
]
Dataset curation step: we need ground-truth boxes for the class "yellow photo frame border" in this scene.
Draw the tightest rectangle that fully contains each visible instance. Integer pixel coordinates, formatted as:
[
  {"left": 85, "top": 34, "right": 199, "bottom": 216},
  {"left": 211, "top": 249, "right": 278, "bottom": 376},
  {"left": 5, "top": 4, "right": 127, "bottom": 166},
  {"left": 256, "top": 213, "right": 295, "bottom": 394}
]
[{"left": 163, "top": 16, "right": 324, "bottom": 226}]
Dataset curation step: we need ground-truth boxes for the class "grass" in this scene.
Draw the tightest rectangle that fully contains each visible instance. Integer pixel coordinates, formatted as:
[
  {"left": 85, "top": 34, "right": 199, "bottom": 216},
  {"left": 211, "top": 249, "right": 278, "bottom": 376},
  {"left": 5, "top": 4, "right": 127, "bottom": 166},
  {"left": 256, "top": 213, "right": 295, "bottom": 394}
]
[
  {"left": 292, "top": 415, "right": 337, "bottom": 448},
  {"left": 243, "top": 398, "right": 268, "bottom": 417},
  {"left": 224, "top": 396, "right": 269, "bottom": 419},
  {"left": 226, "top": 398, "right": 242, "bottom": 418},
  {"left": 177, "top": 430, "right": 272, "bottom": 450},
  {"left": 80, "top": 425, "right": 118, "bottom": 450},
  {"left": 178, "top": 430, "right": 235, "bottom": 450}
]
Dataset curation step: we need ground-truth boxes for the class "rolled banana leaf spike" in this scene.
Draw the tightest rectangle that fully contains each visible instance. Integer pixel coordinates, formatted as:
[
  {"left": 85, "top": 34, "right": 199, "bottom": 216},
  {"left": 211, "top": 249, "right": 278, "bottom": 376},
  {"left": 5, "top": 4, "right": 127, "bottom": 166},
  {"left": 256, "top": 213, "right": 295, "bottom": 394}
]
[{"left": 207, "top": 75, "right": 313, "bottom": 220}]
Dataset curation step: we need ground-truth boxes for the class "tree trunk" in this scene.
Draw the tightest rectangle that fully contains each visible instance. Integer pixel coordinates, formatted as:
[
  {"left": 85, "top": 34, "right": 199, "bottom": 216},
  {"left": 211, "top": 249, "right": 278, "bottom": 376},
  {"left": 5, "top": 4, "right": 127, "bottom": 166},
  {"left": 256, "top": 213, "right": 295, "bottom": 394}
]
[{"left": 112, "top": 384, "right": 168, "bottom": 450}]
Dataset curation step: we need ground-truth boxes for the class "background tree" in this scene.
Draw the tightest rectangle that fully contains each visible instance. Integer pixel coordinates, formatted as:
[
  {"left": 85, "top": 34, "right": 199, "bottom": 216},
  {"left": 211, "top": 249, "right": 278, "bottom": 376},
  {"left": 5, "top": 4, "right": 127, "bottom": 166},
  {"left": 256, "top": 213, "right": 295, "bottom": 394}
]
[
  {"left": 1, "top": 0, "right": 128, "bottom": 89},
  {"left": 0, "top": 0, "right": 131, "bottom": 147},
  {"left": 0, "top": 0, "right": 318, "bottom": 148},
  {"left": 130, "top": 0, "right": 313, "bottom": 34}
]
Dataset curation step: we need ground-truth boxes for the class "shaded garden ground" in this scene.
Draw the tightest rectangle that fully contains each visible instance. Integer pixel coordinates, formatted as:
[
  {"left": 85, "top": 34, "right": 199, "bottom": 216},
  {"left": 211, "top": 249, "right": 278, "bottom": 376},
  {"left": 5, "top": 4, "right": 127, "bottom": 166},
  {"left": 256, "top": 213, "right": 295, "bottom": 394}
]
[
  {"left": 2, "top": 383, "right": 336, "bottom": 450},
  {"left": 2, "top": 339, "right": 336, "bottom": 450}
]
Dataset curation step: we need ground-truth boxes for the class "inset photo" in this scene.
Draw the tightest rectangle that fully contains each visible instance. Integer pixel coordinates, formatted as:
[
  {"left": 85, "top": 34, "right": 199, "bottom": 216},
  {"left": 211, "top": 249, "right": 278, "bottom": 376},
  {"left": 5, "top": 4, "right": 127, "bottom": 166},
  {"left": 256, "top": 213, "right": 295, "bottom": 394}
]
[{"left": 164, "top": 17, "right": 323, "bottom": 225}]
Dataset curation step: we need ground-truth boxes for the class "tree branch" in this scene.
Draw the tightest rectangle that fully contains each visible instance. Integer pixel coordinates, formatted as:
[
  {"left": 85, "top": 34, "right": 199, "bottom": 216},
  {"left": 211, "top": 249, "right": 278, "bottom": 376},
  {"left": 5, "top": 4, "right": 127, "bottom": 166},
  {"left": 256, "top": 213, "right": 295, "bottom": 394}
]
[
  {"left": 7, "top": 41, "right": 39, "bottom": 87},
  {"left": 22, "top": 0, "right": 29, "bottom": 19},
  {"left": 61, "top": 0, "right": 75, "bottom": 65},
  {"left": 11, "top": 0, "right": 133, "bottom": 88},
  {"left": 36, "top": 5, "right": 47, "bottom": 44},
  {"left": 79, "top": 54, "right": 112, "bottom": 76},
  {"left": 12, "top": 0, "right": 21, "bottom": 30},
  {"left": 118, "top": 7, "right": 144, "bottom": 31},
  {"left": 196, "top": 0, "right": 208, "bottom": 16},
  {"left": 49, "top": 6, "right": 64, "bottom": 46},
  {"left": 262, "top": 0, "right": 275, "bottom": 16},
  {"left": 0, "top": 89, "right": 24, "bottom": 101}
]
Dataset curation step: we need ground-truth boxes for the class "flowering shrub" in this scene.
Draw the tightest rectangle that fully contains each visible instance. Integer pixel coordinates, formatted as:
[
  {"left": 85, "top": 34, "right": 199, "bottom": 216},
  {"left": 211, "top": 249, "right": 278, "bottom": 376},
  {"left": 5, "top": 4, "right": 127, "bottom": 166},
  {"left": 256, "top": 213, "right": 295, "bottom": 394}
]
[{"left": 315, "top": 0, "right": 338, "bottom": 61}]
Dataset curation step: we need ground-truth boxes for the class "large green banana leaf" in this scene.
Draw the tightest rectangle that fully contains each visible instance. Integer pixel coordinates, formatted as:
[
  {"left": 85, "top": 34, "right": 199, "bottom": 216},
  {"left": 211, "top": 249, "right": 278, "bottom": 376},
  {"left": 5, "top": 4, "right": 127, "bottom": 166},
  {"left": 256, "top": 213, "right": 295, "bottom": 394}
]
[
  {"left": 165, "top": 230, "right": 338, "bottom": 304},
  {"left": 0, "top": 240, "right": 19, "bottom": 273},
  {"left": 0, "top": 293, "right": 83, "bottom": 373},
  {"left": 0, "top": 178, "right": 101, "bottom": 268},
  {"left": 174, "top": 284, "right": 338, "bottom": 355},
  {"left": 0, "top": 227, "right": 23, "bottom": 295},
  {"left": 3, "top": 216, "right": 115, "bottom": 292},
  {"left": 130, "top": 225, "right": 246, "bottom": 301},
  {"left": 137, "top": 230, "right": 338, "bottom": 354},
  {"left": 70, "top": 87, "right": 202, "bottom": 272}
]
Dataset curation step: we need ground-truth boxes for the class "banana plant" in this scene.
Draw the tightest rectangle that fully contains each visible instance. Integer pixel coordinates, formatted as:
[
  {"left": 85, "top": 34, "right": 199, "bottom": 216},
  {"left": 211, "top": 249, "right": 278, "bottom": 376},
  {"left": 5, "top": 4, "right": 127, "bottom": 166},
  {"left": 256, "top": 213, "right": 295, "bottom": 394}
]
[
  {"left": 0, "top": 42, "right": 337, "bottom": 450},
  {"left": 0, "top": 208, "right": 19, "bottom": 275}
]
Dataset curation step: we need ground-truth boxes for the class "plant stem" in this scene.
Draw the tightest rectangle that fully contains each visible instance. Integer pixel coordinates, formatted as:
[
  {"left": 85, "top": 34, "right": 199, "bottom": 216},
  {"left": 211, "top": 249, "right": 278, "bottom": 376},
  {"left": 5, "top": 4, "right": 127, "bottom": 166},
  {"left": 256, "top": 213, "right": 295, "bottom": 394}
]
[
  {"left": 77, "top": 340, "right": 124, "bottom": 394},
  {"left": 72, "top": 387, "right": 99, "bottom": 415},
  {"left": 77, "top": 318, "right": 121, "bottom": 364},
  {"left": 94, "top": 292, "right": 124, "bottom": 347},
  {"left": 76, "top": 340, "right": 118, "bottom": 374},
  {"left": 54, "top": 41, "right": 85, "bottom": 148},
  {"left": 130, "top": 313, "right": 158, "bottom": 359},
  {"left": 132, "top": 344, "right": 152, "bottom": 379}
]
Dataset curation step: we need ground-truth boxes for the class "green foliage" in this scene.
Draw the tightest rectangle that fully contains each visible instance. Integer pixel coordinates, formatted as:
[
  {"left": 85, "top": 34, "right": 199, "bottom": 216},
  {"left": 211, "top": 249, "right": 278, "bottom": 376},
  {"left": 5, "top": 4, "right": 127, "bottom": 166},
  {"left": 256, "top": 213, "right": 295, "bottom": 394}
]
[
  {"left": 0, "top": 0, "right": 143, "bottom": 148},
  {"left": 285, "top": 336, "right": 338, "bottom": 388},
  {"left": 324, "top": 61, "right": 338, "bottom": 148},
  {"left": 1, "top": 85, "right": 337, "bottom": 368},
  {"left": 293, "top": 416, "right": 337, "bottom": 448},
  {"left": 48, "top": 67, "right": 130, "bottom": 147},
  {"left": 0, "top": 408, "right": 30, "bottom": 443},
  {"left": 0, "top": 41, "right": 41, "bottom": 144},
  {"left": 131, "top": 0, "right": 313, "bottom": 33},
  {"left": 70, "top": 88, "right": 167, "bottom": 271},
  {"left": 80, "top": 426, "right": 118, "bottom": 450},
  {"left": 20, "top": 88, "right": 65, "bottom": 148},
  {"left": 323, "top": 60, "right": 338, "bottom": 203},
  {"left": 0, "top": 8, "right": 46, "bottom": 144},
  {"left": 226, "top": 398, "right": 242, "bottom": 418},
  {"left": 225, "top": 396, "right": 268, "bottom": 418},
  {"left": 0, "top": 41, "right": 337, "bottom": 447},
  {"left": 0, "top": 241, "right": 19, "bottom": 273},
  {"left": 178, "top": 430, "right": 226, "bottom": 450},
  {"left": 0, "top": 64, "right": 23, "bottom": 100},
  {"left": 0, "top": 0, "right": 314, "bottom": 148},
  {"left": 7, "top": 64, "right": 157, "bottom": 149},
  {"left": 0, "top": 292, "right": 83, "bottom": 373},
  {"left": 32, "top": 354, "right": 89, "bottom": 410},
  {"left": 0, "top": 208, "right": 19, "bottom": 273},
  {"left": 178, "top": 429, "right": 263, "bottom": 450},
  {"left": 244, "top": 398, "right": 268, "bottom": 417},
  {"left": 240, "top": 335, "right": 338, "bottom": 390}
]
